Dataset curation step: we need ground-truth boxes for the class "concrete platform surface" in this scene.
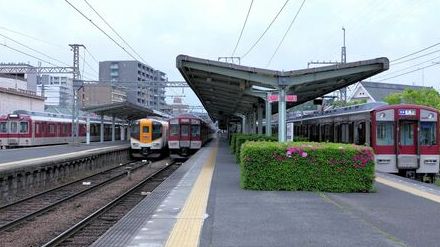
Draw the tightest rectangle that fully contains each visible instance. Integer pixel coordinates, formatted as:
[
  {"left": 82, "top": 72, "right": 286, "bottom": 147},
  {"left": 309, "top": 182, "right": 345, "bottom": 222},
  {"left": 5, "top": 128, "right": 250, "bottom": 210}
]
[
  {"left": 0, "top": 141, "right": 129, "bottom": 165},
  {"left": 200, "top": 138, "right": 440, "bottom": 247},
  {"left": 91, "top": 138, "right": 440, "bottom": 247}
]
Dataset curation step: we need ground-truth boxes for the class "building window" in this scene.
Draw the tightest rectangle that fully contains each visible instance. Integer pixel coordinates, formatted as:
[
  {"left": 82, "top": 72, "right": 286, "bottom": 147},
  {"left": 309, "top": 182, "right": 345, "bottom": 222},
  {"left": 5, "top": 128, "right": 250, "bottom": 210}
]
[{"left": 110, "top": 63, "right": 119, "bottom": 69}]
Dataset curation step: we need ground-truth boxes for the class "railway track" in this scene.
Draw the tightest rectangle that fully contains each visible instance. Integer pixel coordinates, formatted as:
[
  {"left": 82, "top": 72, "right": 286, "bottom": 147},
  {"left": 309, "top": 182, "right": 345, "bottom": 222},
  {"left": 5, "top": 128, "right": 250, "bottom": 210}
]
[
  {"left": 0, "top": 160, "right": 149, "bottom": 232},
  {"left": 41, "top": 161, "right": 180, "bottom": 247}
]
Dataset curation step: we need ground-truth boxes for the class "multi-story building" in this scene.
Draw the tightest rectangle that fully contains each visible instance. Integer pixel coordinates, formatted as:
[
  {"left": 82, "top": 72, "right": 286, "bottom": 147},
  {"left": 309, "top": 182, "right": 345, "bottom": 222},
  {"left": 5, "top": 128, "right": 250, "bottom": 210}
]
[
  {"left": 36, "top": 75, "right": 73, "bottom": 108},
  {"left": 0, "top": 63, "right": 38, "bottom": 92},
  {"left": 79, "top": 83, "right": 127, "bottom": 107},
  {"left": 99, "top": 60, "right": 167, "bottom": 110},
  {"left": 0, "top": 76, "right": 44, "bottom": 114}
]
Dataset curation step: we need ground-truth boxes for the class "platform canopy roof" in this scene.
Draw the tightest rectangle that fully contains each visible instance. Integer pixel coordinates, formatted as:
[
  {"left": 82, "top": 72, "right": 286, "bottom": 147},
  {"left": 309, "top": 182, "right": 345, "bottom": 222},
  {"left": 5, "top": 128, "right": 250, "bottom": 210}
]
[
  {"left": 176, "top": 55, "right": 389, "bottom": 128},
  {"left": 81, "top": 101, "right": 170, "bottom": 121}
]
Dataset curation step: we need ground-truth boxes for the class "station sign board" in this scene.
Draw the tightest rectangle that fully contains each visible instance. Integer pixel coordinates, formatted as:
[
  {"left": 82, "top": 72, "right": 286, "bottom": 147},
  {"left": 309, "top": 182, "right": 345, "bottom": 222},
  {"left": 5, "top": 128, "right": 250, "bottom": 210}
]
[{"left": 267, "top": 94, "right": 297, "bottom": 103}]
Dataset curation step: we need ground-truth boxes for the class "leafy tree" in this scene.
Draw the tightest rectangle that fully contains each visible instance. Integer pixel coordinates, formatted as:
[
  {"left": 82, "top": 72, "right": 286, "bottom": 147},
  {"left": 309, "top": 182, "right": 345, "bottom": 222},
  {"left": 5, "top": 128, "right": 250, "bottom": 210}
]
[{"left": 384, "top": 88, "right": 440, "bottom": 110}]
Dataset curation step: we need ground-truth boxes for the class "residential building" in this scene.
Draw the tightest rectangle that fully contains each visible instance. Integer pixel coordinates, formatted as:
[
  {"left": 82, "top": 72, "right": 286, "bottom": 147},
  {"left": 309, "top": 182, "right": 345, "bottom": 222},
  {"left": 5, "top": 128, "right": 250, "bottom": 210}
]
[
  {"left": 170, "top": 97, "right": 189, "bottom": 115},
  {"left": 36, "top": 75, "right": 73, "bottom": 108},
  {"left": 99, "top": 60, "right": 167, "bottom": 110},
  {"left": 0, "top": 63, "right": 38, "bottom": 92},
  {"left": 0, "top": 76, "right": 44, "bottom": 114},
  {"left": 79, "top": 83, "right": 127, "bottom": 107},
  {"left": 349, "top": 81, "right": 431, "bottom": 102}
]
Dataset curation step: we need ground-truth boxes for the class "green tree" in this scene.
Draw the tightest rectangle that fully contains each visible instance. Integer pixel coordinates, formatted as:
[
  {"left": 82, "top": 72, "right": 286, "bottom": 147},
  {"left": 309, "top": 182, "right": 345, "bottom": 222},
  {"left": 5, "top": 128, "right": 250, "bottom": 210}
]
[{"left": 384, "top": 88, "right": 440, "bottom": 110}]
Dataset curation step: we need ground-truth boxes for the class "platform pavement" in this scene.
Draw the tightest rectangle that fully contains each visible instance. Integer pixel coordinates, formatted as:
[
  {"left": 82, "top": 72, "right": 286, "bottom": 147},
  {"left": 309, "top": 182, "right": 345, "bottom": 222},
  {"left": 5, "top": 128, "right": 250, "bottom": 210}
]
[
  {"left": 200, "top": 138, "right": 440, "bottom": 247},
  {"left": 0, "top": 141, "right": 129, "bottom": 164}
]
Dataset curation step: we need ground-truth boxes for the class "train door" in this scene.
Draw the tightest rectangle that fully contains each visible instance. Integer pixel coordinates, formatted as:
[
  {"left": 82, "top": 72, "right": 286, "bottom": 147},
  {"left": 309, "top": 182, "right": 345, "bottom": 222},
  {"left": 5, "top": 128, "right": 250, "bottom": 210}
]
[
  {"left": 397, "top": 120, "right": 418, "bottom": 172},
  {"left": 180, "top": 121, "right": 190, "bottom": 150}
]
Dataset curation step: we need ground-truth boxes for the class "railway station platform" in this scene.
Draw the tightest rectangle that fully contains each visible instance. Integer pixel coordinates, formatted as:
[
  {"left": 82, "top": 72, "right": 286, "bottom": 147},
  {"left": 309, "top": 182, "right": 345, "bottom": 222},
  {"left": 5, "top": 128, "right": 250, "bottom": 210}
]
[
  {"left": 92, "top": 137, "right": 440, "bottom": 247},
  {"left": 0, "top": 141, "right": 129, "bottom": 165},
  {"left": 0, "top": 141, "right": 130, "bottom": 203}
]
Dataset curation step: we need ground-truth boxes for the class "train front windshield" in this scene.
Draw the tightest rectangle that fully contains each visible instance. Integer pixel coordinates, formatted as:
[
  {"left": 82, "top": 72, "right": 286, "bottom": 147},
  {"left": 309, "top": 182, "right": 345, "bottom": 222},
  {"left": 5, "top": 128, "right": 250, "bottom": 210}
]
[
  {"left": 130, "top": 122, "right": 140, "bottom": 139},
  {"left": 170, "top": 124, "right": 180, "bottom": 137},
  {"left": 420, "top": 122, "right": 436, "bottom": 145},
  {"left": 0, "top": 122, "right": 7, "bottom": 133},
  {"left": 191, "top": 125, "right": 200, "bottom": 138}
]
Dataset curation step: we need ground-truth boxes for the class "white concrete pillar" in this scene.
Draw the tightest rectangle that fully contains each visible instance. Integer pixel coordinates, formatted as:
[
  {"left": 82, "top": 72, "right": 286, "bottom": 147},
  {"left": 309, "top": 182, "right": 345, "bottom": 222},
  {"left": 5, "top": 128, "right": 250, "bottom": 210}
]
[
  {"left": 278, "top": 87, "right": 286, "bottom": 142},
  {"left": 265, "top": 97, "right": 272, "bottom": 137}
]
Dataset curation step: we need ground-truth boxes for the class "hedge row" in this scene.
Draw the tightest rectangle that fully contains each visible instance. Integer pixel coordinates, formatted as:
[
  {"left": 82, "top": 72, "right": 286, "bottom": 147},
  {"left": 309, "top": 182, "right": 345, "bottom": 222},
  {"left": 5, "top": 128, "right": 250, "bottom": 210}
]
[
  {"left": 229, "top": 134, "right": 277, "bottom": 161},
  {"left": 240, "top": 141, "right": 375, "bottom": 192}
]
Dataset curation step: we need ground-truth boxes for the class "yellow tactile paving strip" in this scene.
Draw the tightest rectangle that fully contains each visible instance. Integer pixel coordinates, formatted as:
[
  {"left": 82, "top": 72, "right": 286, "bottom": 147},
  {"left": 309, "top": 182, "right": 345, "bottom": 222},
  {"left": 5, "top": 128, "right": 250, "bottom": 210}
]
[
  {"left": 376, "top": 176, "right": 440, "bottom": 204},
  {"left": 165, "top": 144, "right": 218, "bottom": 247}
]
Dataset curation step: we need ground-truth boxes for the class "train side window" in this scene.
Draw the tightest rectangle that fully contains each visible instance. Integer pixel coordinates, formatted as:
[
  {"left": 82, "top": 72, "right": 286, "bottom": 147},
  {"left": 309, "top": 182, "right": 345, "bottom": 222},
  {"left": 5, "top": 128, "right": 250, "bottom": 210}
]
[
  {"left": 10, "top": 122, "right": 18, "bottom": 133},
  {"left": 420, "top": 122, "right": 436, "bottom": 145},
  {"left": 19, "top": 122, "right": 29, "bottom": 133},
  {"left": 49, "top": 124, "right": 55, "bottom": 134},
  {"left": 170, "top": 124, "right": 180, "bottom": 136},
  {"left": 181, "top": 125, "right": 190, "bottom": 137},
  {"left": 0, "top": 122, "right": 7, "bottom": 133},
  {"left": 376, "top": 122, "right": 394, "bottom": 145}
]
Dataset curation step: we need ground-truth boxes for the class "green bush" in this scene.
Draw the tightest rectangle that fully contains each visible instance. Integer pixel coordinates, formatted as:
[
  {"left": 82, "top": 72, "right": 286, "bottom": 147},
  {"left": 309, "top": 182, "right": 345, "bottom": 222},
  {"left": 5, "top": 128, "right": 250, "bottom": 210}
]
[
  {"left": 240, "top": 141, "right": 375, "bottom": 192},
  {"left": 235, "top": 134, "right": 277, "bottom": 162}
]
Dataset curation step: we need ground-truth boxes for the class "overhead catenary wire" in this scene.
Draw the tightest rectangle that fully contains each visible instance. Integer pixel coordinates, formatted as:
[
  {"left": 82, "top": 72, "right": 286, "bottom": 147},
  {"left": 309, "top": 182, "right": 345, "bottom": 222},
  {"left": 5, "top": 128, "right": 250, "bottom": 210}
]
[
  {"left": 375, "top": 54, "right": 440, "bottom": 80},
  {"left": 378, "top": 62, "right": 440, "bottom": 81},
  {"left": 266, "top": 0, "right": 306, "bottom": 67},
  {"left": 231, "top": 0, "right": 254, "bottom": 57},
  {"left": 83, "top": 0, "right": 147, "bottom": 64},
  {"left": 391, "top": 49, "right": 440, "bottom": 65},
  {"left": 64, "top": 0, "right": 139, "bottom": 62},
  {"left": 85, "top": 48, "right": 100, "bottom": 65},
  {"left": 0, "top": 25, "right": 67, "bottom": 51},
  {"left": 0, "top": 43, "right": 58, "bottom": 66},
  {"left": 391, "top": 42, "right": 440, "bottom": 63},
  {"left": 240, "top": 0, "right": 290, "bottom": 59},
  {"left": 0, "top": 32, "right": 71, "bottom": 67}
]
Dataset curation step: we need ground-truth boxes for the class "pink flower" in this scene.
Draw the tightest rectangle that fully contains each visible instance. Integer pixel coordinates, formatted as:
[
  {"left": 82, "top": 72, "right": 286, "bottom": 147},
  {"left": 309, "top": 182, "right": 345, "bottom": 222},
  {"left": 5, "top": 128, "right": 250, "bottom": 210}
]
[{"left": 301, "top": 152, "right": 308, "bottom": 158}]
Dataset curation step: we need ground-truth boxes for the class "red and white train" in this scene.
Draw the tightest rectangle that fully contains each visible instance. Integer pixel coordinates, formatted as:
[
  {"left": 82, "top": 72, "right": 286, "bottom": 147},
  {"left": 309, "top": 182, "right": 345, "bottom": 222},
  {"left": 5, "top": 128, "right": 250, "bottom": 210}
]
[
  {"left": 0, "top": 110, "right": 125, "bottom": 148},
  {"left": 287, "top": 102, "right": 439, "bottom": 180},
  {"left": 168, "top": 114, "right": 216, "bottom": 158}
]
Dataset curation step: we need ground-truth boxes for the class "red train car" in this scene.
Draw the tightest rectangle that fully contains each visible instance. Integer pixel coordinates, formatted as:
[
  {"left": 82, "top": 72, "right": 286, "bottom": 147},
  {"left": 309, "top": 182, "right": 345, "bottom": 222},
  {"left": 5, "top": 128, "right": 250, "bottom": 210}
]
[
  {"left": 168, "top": 114, "right": 215, "bottom": 158},
  {"left": 288, "top": 103, "right": 440, "bottom": 180},
  {"left": 0, "top": 110, "right": 124, "bottom": 148}
]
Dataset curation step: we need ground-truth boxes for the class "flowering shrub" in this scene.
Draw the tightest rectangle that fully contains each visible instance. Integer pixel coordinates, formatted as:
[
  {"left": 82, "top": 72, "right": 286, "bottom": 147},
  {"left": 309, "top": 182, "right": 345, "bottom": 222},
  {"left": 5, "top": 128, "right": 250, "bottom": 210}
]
[{"left": 240, "top": 141, "right": 375, "bottom": 192}]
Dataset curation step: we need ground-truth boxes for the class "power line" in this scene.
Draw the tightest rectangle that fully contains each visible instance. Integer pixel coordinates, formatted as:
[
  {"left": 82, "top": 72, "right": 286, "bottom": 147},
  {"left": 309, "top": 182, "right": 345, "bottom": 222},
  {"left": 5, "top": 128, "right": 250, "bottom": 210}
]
[
  {"left": 64, "top": 0, "right": 139, "bottom": 62},
  {"left": 266, "top": 0, "right": 306, "bottom": 67},
  {"left": 231, "top": 0, "right": 254, "bottom": 57},
  {"left": 0, "top": 43, "right": 58, "bottom": 66},
  {"left": 391, "top": 48, "right": 440, "bottom": 65},
  {"left": 376, "top": 54, "right": 440, "bottom": 79},
  {"left": 85, "top": 48, "right": 99, "bottom": 64},
  {"left": 0, "top": 25, "right": 67, "bottom": 51},
  {"left": 378, "top": 62, "right": 440, "bottom": 81},
  {"left": 83, "top": 0, "right": 147, "bottom": 64},
  {"left": 240, "top": 0, "right": 290, "bottom": 59},
  {"left": 391, "top": 42, "right": 440, "bottom": 63},
  {"left": 0, "top": 32, "right": 70, "bottom": 66}
]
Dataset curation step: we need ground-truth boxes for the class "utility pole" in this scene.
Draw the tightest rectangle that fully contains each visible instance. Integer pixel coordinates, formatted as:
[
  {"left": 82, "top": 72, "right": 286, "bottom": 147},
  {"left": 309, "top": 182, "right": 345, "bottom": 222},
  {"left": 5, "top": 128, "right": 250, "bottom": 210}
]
[
  {"left": 340, "top": 27, "right": 347, "bottom": 102},
  {"left": 69, "top": 44, "right": 85, "bottom": 144}
]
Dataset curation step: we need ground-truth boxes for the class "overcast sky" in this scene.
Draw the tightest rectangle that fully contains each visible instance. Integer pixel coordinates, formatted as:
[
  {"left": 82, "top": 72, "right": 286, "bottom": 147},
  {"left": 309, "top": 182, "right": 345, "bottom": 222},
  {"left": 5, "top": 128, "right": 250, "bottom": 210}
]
[{"left": 1, "top": 0, "right": 439, "bottom": 107}]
